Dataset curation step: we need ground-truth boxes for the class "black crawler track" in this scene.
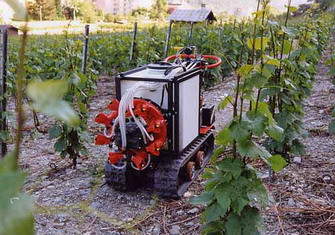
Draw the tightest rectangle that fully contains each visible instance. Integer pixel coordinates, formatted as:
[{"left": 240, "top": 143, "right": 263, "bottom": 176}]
[
  {"left": 153, "top": 131, "right": 214, "bottom": 198},
  {"left": 105, "top": 162, "right": 139, "bottom": 191},
  {"left": 104, "top": 131, "right": 214, "bottom": 197}
]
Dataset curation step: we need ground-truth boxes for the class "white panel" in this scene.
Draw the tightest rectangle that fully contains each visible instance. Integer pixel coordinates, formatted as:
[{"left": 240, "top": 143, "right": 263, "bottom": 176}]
[
  {"left": 129, "top": 68, "right": 168, "bottom": 79},
  {"left": 179, "top": 75, "right": 200, "bottom": 151},
  {"left": 120, "top": 80, "right": 168, "bottom": 109}
]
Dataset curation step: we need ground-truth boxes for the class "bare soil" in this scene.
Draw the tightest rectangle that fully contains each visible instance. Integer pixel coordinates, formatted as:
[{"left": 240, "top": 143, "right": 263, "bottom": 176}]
[{"left": 6, "top": 46, "right": 335, "bottom": 234}]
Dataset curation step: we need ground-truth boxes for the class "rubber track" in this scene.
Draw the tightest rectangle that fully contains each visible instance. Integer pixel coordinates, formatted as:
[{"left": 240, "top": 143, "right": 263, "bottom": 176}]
[
  {"left": 105, "top": 161, "right": 130, "bottom": 191},
  {"left": 153, "top": 131, "right": 214, "bottom": 198},
  {"left": 105, "top": 131, "right": 214, "bottom": 197}
]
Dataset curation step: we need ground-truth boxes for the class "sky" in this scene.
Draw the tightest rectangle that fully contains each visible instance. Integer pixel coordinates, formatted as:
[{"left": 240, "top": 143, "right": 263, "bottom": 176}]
[{"left": 195, "top": 0, "right": 311, "bottom": 16}]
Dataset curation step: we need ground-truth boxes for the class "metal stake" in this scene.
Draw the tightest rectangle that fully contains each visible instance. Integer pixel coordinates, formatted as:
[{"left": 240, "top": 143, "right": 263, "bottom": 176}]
[
  {"left": 129, "top": 22, "right": 137, "bottom": 61},
  {"left": 164, "top": 21, "right": 173, "bottom": 58},
  {"left": 189, "top": 22, "right": 194, "bottom": 45},
  {"left": 81, "top": 25, "right": 89, "bottom": 74},
  {"left": 0, "top": 28, "right": 8, "bottom": 158}
]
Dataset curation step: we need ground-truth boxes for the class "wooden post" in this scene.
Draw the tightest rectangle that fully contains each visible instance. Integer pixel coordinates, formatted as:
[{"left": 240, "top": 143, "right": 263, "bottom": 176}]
[
  {"left": 129, "top": 22, "right": 137, "bottom": 61},
  {"left": 0, "top": 28, "right": 8, "bottom": 158},
  {"left": 164, "top": 21, "right": 173, "bottom": 58},
  {"left": 189, "top": 22, "right": 194, "bottom": 45},
  {"left": 82, "top": 25, "right": 89, "bottom": 74}
]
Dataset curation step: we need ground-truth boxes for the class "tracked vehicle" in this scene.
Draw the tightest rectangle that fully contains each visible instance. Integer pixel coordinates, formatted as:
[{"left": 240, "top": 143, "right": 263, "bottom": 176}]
[{"left": 95, "top": 47, "right": 221, "bottom": 198}]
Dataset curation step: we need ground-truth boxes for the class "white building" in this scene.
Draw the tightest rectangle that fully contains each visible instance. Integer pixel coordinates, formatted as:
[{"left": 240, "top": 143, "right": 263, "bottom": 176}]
[
  {"left": 132, "top": 0, "right": 153, "bottom": 9},
  {"left": 94, "top": 0, "right": 133, "bottom": 15}
]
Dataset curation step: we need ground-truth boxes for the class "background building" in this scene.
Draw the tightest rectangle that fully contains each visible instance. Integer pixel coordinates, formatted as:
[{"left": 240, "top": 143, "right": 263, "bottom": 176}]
[{"left": 95, "top": 0, "right": 132, "bottom": 15}]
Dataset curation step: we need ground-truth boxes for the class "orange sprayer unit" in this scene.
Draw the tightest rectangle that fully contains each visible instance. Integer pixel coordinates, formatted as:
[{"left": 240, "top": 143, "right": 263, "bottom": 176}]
[{"left": 95, "top": 46, "right": 221, "bottom": 198}]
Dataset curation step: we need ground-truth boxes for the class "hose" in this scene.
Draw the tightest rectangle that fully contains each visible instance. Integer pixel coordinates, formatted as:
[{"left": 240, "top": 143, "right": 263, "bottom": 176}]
[
  {"left": 115, "top": 81, "right": 163, "bottom": 149},
  {"left": 111, "top": 158, "right": 127, "bottom": 170},
  {"left": 106, "top": 61, "right": 187, "bottom": 170}
]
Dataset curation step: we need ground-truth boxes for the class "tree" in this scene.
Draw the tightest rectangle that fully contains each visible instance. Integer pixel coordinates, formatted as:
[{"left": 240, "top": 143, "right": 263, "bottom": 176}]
[
  {"left": 150, "top": 0, "right": 167, "bottom": 19},
  {"left": 132, "top": 7, "right": 149, "bottom": 18},
  {"left": 28, "top": 0, "right": 57, "bottom": 20},
  {"left": 54, "top": 0, "right": 62, "bottom": 18},
  {"left": 309, "top": 0, "right": 335, "bottom": 11},
  {"left": 77, "top": 0, "right": 98, "bottom": 23},
  {"left": 63, "top": 0, "right": 98, "bottom": 22}
]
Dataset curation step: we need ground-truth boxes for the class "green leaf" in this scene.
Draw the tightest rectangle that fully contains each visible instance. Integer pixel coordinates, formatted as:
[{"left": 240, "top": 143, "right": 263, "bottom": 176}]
[
  {"left": 27, "top": 80, "right": 80, "bottom": 127},
  {"left": 0, "top": 153, "right": 34, "bottom": 235},
  {"left": 48, "top": 125, "right": 62, "bottom": 139},
  {"left": 202, "top": 202, "right": 226, "bottom": 222},
  {"left": 285, "top": 5, "right": 298, "bottom": 12},
  {"left": 290, "top": 139, "right": 306, "bottom": 156},
  {"left": 3, "top": 0, "right": 27, "bottom": 20},
  {"left": 202, "top": 168, "right": 215, "bottom": 179},
  {"left": 218, "top": 96, "right": 234, "bottom": 110},
  {"left": 282, "top": 40, "right": 293, "bottom": 55},
  {"left": 251, "top": 10, "right": 264, "bottom": 18},
  {"left": 237, "top": 140, "right": 259, "bottom": 158},
  {"left": 263, "top": 55, "right": 280, "bottom": 67},
  {"left": 257, "top": 144, "right": 272, "bottom": 160},
  {"left": 254, "top": 64, "right": 274, "bottom": 79},
  {"left": 267, "top": 124, "right": 284, "bottom": 141},
  {"left": 247, "top": 181, "right": 268, "bottom": 207},
  {"left": 190, "top": 191, "right": 214, "bottom": 205},
  {"left": 54, "top": 138, "right": 67, "bottom": 152},
  {"left": 230, "top": 120, "right": 251, "bottom": 142},
  {"left": 231, "top": 196, "right": 249, "bottom": 214},
  {"left": 211, "top": 146, "right": 225, "bottom": 162},
  {"left": 329, "top": 119, "right": 335, "bottom": 134},
  {"left": 217, "top": 158, "right": 243, "bottom": 179},
  {"left": 268, "top": 155, "right": 287, "bottom": 172},
  {"left": 0, "top": 193, "right": 34, "bottom": 235},
  {"left": 256, "top": 102, "right": 274, "bottom": 124},
  {"left": 214, "top": 188, "right": 231, "bottom": 214},
  {"left": 0, "top": 171, "right": 26, "bottom": 209},
  {"left": 202, "top": 221, "right": 225, "bottom": 235},
  {"left": 281, "top": 26, "right": 299, "bottom": 38},
  {"left": 41, "top": 100, "right": 80, "bottom": 127},
  {"left": 248, "top": 72, "right": 268, "bottom": 89},
  {"left": 225, "top": 213, "right": 242, "bottom": 235},
  {"left": 225, "top": 207, "right": 261, "bottom": 235},
  {"left": 247, "top": 37, "right": 270, "bottom": 51},
  {"left": 205, "top": 178, "right": 221, "bottom": 191},
  {"left": 238, "top": 65, "right": 254, "bottom": 77},
  {"left": 0, "top": 151, "right": 17, "bottom": 174},
  {"left": 242, "top": 208, "right": 261, "bottom": 235},
  {"left": 78, "top": 101, "right": 87, "bottom": 114},
  {"left": 216, "top": 127, "right": 233, "bottom": 146},
  {"left": 246, "top": 111, "right": 267, "bottom": 137},
  {"left": 27, "top": 80, "right": 68, "bottom": 100}
]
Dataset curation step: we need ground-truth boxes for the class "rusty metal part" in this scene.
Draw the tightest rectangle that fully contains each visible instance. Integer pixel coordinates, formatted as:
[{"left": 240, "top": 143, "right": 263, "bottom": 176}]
[
  {"left": 195, "top": 150, "right": 205, "bottom": 169},
  {"left": 186, "top": 162, "right": 196, "bottom": 181}
]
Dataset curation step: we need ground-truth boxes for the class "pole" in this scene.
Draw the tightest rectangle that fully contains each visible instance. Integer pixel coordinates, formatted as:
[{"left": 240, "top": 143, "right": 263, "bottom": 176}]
[
  {"left": 82, "top": 25, "right": 89, "bottom": 74},
  {"left": 39, "top": 5, "right": 42, "bottom": 21},
  {"left": 189, "top": 22, "right": 194, "bottom": 45},
  {"left": 164, "top": 21, "right": 173, "bottom": 58},
  {"left": 129, "top": 22, "right": 137, "bottom": 61},
  {"left": 0, "top": 28, "right": 8, "bottom": 158}
]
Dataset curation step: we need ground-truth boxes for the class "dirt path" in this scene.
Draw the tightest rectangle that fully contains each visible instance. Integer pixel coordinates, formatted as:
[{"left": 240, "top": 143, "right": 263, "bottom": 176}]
[
  {"left": 263, "top": 47, "right": 335, "bottom": 234},
  {"left": 9, "top": 46, "right": 334, "bottom": 234}
]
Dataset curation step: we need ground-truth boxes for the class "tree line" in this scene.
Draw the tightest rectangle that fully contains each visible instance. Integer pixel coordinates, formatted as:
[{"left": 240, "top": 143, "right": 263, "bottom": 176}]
[{"left": 26, "top": 0, "right": 168, "bottom": 23}]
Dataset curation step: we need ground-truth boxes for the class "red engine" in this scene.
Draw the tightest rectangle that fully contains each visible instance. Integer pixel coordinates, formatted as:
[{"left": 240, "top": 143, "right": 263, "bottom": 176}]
[{"left": 95, "top": 99, "right": 167, "bottom": 171}]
